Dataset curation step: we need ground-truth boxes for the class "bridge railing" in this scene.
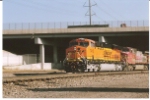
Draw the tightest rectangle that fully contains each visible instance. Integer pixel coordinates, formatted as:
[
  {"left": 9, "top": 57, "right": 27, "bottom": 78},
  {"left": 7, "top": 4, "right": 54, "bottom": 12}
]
[{"left": 3, "top": 20, "right": 149, "bottom": 30}]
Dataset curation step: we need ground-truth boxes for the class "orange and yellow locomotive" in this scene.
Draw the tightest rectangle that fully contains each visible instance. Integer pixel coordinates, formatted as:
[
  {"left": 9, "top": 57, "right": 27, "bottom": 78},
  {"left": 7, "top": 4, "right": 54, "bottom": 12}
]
[{"left": 63, "top": 38, "right": 123, "bottom": 72}]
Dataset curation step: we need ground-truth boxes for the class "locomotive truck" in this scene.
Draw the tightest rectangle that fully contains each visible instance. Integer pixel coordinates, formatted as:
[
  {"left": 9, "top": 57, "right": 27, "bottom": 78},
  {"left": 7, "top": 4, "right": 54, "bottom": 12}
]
[{"left": 63, "top": 38, "right": 149, "bottom": 72}]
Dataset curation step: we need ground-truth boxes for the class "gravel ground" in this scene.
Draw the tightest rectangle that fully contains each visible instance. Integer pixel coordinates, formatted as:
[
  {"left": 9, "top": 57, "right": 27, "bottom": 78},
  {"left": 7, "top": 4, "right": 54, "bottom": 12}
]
[{"left": 3, "top": 73, "right": 149, "bottom": 98}]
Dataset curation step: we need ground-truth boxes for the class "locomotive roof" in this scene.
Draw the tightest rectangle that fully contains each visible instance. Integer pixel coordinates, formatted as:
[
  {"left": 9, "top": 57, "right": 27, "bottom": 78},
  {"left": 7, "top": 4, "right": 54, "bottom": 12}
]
[{"left": 70, "top": 38, "right": 95, "bottom": 43}]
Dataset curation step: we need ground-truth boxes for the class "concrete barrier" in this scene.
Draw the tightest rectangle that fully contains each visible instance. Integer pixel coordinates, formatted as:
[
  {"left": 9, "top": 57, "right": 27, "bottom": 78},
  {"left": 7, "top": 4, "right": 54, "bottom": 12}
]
[
  {"left": 3, "top": 50, "right": 37, "bottom": 67},
  {"left": 3, "top": 63, "right": 62, "bottom": 70}
]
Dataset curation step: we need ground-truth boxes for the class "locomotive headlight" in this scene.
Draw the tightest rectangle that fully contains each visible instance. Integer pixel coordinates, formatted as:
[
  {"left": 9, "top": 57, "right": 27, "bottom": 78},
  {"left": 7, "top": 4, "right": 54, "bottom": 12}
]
[{"left": 74, "top": 47, "right": 76, "bottom": 51}]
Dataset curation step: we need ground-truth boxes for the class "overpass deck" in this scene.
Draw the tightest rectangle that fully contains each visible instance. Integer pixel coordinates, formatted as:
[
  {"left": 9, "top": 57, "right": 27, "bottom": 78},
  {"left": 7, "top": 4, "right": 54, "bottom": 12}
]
[
  {"left": 3, "top": 26, "right": 149, "bottom": 39},
  {"left": 3, "top": 27, "right": 149, "bottom": 35}
]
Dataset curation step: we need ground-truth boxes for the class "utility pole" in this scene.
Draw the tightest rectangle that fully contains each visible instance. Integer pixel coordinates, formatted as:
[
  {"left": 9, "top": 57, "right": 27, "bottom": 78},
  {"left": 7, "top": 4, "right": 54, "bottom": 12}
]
[
  {"left": 89, "top": 0, "right": 92, "bottom": 25},
  {"left": 84, "top": 0, "right": 97, "bottom": 25}
]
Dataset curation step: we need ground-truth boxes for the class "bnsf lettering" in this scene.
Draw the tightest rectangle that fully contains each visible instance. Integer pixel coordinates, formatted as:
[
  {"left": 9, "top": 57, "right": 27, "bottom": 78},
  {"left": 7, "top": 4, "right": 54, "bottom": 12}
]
[{"left": 104, "top": 51, "right": 112, "bottom": 57}]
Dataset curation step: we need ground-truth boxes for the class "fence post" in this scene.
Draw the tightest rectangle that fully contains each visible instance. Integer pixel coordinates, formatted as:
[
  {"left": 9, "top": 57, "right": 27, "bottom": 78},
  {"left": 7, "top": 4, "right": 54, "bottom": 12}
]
[
  {"left": 54, "top": 22, "right": 55, "bottom": 29},
  {"left": 15, "top": 23, "right": 16, "bottom": 31},
  {"left": 60, "top": 22, "right": 61, "bottom": 28},
  {"left": 8, "top": 23, "right": 10, "bottom": 30},
  {"left": 21, "top": 22, "right": 23, "bottom": 33},
  {"left": 35, "top": 23, "right": 36, "bottom": 33},
  {"left": 47, "top": 22, "right": 49, "bottom": 31},
  {"left": 67, "top": 22, "right": 68, "bottom": 28},
  {"left": 41, "top": 22, "right": 43, "bottom": 31},
  {"left": 28, "top": 23, "right": 30, "bottom": 33},
  {"left": 117, "top": 21, "right": 118, "bottom": 27},
  {"left": 130, "top": 21, "right": 131, "bottom": 27}
]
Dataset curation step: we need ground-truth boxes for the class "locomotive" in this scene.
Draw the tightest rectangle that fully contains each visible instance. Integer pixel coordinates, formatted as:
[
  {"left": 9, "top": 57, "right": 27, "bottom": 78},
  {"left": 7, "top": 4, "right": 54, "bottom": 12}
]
[{"left": 63, "top": 38, "right": 149, "bottom": 72}]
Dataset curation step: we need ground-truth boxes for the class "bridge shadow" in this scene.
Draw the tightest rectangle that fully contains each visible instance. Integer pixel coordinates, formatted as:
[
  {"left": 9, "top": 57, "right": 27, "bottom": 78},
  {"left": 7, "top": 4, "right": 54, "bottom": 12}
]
[
  {"left": 14, "top": 72, "right": 65, "bottom": 76},
  {"left": 27, "top": 87, "right": 149, "bottom": 93},
  {"left": 14, "top": 83, "right": 28, "bottom": 87}
]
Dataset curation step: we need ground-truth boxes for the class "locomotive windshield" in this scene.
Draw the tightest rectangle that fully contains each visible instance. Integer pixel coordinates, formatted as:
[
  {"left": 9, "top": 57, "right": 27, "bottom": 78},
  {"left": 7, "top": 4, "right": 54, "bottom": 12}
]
[
  {"left": 79, "top": 42, "right": 89, "bottom": 47},
  {"left": 69, "top": 41, "right": 78, "bottom": 47},
  {"left": 69, "top": 41, "right": 89, "bottom": 47}
]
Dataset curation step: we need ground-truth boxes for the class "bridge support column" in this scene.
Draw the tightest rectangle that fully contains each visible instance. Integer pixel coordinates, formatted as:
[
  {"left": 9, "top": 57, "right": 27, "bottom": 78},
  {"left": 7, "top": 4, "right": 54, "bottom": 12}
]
[
  {"left": 40, "top": 44, "right": 45, "bottom": 69},
  {"left": 53, "top": 46, "right": 58, "bottom": 63},
  {"left": 35, "top": 37, "right": 59, "bottom": 69},
  {"left": 98, "top": 36, "right": 106, "bottom": 42}
]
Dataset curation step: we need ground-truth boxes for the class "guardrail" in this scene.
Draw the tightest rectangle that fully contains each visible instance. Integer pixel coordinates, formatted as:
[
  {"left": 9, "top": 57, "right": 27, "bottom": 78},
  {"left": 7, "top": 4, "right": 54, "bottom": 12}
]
[{"left": 3, "top": 20, "right": 149, "bottom": 30}]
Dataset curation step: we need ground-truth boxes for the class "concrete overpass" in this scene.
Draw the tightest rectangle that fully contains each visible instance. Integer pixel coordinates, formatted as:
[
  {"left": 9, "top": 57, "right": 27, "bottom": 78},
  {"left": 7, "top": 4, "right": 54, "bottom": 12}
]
[
  {"left": 3, "top": 25, "right": 149, "bottom": 69},
  {"left": 3, "top": 26, "right": 148, "bottom": 38}
]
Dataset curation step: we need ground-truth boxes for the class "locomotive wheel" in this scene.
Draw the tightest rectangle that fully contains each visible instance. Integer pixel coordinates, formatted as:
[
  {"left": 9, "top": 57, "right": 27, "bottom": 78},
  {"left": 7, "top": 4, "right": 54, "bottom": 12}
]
[
  {"left": 128, "top": 65, "right": 133, "bottom": 71},
  {"left": 71, "top": 66, "right": 76, "bottom": 73},
  {"left": 144, "top": 65, "right": 148, "bottom": 71},
  {"left": 81, "top": 68, "right": 85, "bottom": 72},
  {"left": 77, "top": 68, "right": 82, "bottom": 73},
  {"left": 65, "top": 66, "right": 71, "bottom": 73},
  {"left": 92, "top": 69, "right": 95, "bottom": 72},
  {"left": 123, "top": 66, "right": 128, "bottom": 71},
  {"left": 76, "top": 66, "right": 84, "bottom": 72}
]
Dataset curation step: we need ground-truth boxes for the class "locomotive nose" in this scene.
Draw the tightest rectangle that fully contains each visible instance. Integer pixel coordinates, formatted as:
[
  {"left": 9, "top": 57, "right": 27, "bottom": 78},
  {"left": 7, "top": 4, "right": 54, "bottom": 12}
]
[{"left": 73, "top": 46, "right": 80, "bottom": 51}]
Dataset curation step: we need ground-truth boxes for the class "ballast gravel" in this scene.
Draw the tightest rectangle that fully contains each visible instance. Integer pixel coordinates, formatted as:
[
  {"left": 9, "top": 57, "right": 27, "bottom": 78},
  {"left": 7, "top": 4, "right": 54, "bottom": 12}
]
[{"left": 3, "top": 73, "right": 149, "bottom": 98}]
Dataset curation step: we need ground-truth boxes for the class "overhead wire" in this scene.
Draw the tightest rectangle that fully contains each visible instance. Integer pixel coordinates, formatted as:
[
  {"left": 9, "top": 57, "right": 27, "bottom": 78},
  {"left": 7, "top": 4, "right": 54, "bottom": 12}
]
[
  {"left": 27, "top": 0, "right": 78, "bottom": 14},
  {"left": 52, "top": 0, "right": 82, "bottom": 8},
  {"left": 95, "top": 14, "right": 105, "bottom": 22},
  {"left": 5, "top": 0, "right": 79, "bottom": 16},
  {"left": 99, "top": 0, "right": 126, "bottom": 20},
  {"left": 94, "top": 1, "right": 118, "bottom": 20},
  {"left": 4, "top": 0, "right": 126, "bottom": 23}
]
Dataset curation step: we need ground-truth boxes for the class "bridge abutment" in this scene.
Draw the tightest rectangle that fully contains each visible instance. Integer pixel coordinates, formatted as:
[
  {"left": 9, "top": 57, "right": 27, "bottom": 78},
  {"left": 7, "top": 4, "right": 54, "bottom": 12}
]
[{"left": 35, "top": 38, "right": 58, "bottom": 69}]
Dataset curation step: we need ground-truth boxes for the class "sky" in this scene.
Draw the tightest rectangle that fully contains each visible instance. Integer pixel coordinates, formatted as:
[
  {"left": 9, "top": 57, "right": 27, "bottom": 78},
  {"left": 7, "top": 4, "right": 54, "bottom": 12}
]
[{"left": 3, "top": 0, "right": 149, "bottom": 24}]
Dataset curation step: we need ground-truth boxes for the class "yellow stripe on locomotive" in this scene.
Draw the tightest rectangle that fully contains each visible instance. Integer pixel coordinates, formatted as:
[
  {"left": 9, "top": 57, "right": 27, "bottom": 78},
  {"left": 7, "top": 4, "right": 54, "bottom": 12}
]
[{"left": 86, "top": 47, "right": 121, "bottom": 62}]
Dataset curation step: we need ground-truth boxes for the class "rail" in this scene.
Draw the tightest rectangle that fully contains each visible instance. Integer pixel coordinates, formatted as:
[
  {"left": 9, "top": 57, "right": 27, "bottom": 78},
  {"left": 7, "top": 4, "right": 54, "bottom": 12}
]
[{"left": 3, "top": 71, "right": 148, "bottom": 84}]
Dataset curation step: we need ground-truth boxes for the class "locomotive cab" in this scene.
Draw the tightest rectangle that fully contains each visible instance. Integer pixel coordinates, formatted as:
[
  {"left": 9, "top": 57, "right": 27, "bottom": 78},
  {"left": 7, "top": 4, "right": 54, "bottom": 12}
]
[
  {"left": 64, "top": 38, "right": 93, "bottom": 72},
  {"left": 66, "top": 38, "right": 97, "bottom": 60},
  {"left": 66, "top": 38, "right": 90, "bottom": 61}
]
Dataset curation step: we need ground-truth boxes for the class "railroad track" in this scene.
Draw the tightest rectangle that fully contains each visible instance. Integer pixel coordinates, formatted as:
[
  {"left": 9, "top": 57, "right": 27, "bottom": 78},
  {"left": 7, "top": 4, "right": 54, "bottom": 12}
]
[{"left": 3, "top": 71, "right": 148, "bottom": 84}]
